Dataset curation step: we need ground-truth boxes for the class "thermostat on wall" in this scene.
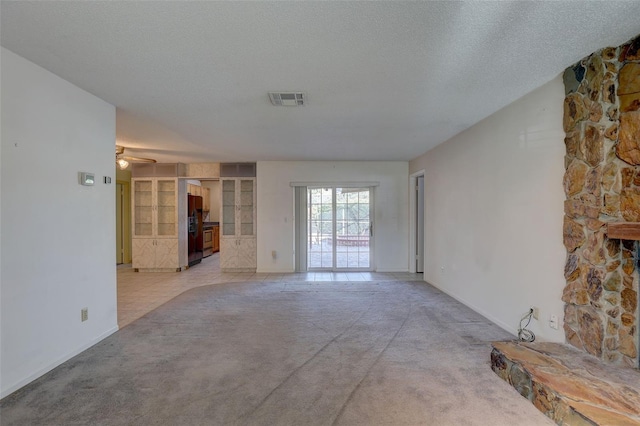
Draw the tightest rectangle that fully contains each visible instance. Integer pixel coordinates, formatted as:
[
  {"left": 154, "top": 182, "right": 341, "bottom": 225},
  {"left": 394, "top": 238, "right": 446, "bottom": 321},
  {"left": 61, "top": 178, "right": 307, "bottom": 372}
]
[{"left": 79, "top": 172, "right": 95, "bottom": 186}]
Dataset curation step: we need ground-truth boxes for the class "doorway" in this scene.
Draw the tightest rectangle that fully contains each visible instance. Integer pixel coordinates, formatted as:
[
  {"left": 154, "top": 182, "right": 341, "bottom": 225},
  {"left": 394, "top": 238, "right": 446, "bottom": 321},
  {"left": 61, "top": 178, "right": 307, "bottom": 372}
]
[{"left": 307, "top": 187, "right": 373, "bottom": 271}]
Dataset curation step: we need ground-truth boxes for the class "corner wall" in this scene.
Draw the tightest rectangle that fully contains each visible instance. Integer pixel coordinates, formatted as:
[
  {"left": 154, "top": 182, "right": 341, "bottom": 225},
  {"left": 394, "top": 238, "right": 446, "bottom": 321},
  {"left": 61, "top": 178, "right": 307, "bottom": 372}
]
[
  {"left": 256, "top": 161, "right": 409, "bottom": 273},
  {"left": 1, "top": 48, "right": 118, "bottom": 397},
  {"left": 409, "top": 76, "right": 567, "bottom": 342}
]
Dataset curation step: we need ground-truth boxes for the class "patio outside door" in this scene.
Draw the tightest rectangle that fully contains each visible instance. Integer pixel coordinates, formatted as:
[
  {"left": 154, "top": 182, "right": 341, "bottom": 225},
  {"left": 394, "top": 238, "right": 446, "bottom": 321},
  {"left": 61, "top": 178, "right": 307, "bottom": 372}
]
[{"left": 307, "top": 187, "right": 373, "bottom": 271}]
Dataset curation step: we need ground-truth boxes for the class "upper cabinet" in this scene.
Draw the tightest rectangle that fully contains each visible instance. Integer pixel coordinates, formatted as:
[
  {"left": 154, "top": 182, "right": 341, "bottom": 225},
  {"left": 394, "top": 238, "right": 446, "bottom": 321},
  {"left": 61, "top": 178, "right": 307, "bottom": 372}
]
[
  {"left": 133, "top": 178, "right": 178, "bottom": 238},
  {"left": 222, "top": 178, "right": 255, "bottom": 237},
  {"left": 187, "top": 183, "right": 210, "bottom": 212}
]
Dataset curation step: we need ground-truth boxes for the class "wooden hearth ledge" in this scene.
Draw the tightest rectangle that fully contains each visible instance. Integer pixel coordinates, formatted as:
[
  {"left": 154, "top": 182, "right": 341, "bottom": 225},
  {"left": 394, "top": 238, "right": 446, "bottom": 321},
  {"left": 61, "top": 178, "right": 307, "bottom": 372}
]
[
  {"left": 607, "top": 222, "right": 640, "bottom": 241},
  {"left": 491, "top": 341, "right": 640, "bottom": 425}
]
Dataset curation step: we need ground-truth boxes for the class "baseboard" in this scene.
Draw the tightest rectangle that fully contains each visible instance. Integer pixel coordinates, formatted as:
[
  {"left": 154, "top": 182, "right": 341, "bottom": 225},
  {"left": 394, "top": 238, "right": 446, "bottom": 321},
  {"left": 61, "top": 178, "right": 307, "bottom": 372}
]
[
  {"left": 1, "top": 325, "right": 119, "bottom": 399},
  {"left": 423, "top": 279, "right": 519, "bottom": 338},
  {"left": 376, "top": 268, "right": 409, "bottom": 273}
]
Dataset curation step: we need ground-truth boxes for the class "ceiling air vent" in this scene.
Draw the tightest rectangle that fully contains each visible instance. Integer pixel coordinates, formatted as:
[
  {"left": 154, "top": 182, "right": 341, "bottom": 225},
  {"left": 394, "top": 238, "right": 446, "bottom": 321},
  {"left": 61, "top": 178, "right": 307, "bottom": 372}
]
[{"left": 268, "top": 92, "right": 305, "bottom": 106}]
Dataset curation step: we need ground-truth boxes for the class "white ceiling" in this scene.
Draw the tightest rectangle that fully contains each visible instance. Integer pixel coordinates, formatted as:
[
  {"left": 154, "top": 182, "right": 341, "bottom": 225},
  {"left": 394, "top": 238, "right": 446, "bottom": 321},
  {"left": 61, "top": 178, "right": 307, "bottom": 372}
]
[{"left": 2, "top": 1, "right": 640, "bottom": 163}]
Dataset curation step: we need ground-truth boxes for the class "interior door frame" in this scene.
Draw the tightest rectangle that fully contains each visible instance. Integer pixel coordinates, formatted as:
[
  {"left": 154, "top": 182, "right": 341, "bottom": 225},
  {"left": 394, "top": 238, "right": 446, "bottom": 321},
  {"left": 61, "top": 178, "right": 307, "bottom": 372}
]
[
  {"left": 409, "top": 170, "right": 425, "bottom": 274},
  {"left": 116, "top": 179, "right": 132, "bottom": 264}
]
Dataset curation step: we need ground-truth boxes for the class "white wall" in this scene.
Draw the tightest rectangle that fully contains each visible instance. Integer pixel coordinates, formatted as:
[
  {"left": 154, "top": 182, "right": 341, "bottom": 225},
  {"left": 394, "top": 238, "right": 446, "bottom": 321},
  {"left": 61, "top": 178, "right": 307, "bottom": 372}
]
[
  {"left": 409, "top": 76, "right": 567, "bottom": 342},
  {"left": 1, "top": 48, "right": 118, "bottom": 397},
  {"left": 202, "top": 180, "right": 220, "bottom": 222},
  {"left": 257, "top": 161, "right": 409, "bottom": 273}
]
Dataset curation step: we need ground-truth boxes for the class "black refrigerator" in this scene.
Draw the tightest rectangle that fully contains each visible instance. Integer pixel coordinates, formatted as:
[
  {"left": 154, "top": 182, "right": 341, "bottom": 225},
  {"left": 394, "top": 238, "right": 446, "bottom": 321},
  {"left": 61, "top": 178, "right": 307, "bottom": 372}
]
[{"left": 188, "top": 195, "right": 204, "bottom": 266}]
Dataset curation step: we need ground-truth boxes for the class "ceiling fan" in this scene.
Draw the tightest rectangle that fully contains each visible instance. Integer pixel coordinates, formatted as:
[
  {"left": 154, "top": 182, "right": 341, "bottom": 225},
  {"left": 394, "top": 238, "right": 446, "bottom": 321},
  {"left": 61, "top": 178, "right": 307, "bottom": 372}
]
[{"left": 116, "top": 145, "right": 156, "bottom": 170}]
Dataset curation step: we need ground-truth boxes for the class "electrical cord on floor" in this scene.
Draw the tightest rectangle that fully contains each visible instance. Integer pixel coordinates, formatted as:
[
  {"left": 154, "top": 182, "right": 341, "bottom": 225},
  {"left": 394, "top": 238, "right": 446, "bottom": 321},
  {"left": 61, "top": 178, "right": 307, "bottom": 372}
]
[{"left": 517, "top": 309, "right": 536, "bottom": 342}]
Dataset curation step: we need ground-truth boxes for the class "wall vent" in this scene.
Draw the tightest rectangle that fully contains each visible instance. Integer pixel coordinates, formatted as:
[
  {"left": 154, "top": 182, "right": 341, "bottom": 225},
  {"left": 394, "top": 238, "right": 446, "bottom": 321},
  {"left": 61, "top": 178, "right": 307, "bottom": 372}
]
[{"left": 268, "top": 92, "right": 305, "bottom": 106}]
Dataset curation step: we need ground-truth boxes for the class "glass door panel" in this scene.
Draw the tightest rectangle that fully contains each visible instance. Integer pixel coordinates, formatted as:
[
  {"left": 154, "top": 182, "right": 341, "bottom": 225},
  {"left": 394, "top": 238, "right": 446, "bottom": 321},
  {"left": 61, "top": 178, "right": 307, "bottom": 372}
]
[
  {"left": 335, "top": 188, "right": 370, "bottom": 269},
  {"left": 307, "top": 188, "right": 334, "bottom": 269},
  {"left": 156, "top": 179, "right": 176, "bottom": 236},
  {"left": 222, "top": 180, "right": 236, "bottom": 236},
  {"left": 134, "top": 180, "right": 153, "bottom": 236},
  {"left": 240, "top": 180, "right": 254, "bottom": 236}
]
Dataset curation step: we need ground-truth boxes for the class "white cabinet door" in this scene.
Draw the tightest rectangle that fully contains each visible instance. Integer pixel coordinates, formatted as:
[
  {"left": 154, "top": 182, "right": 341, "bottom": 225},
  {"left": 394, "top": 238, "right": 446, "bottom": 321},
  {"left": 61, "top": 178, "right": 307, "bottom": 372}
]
[
  {"left": 155, "top": 239, "right": 179, "bottom": 269},
  {"left": 236, "top": 238, "right": 257, "bottom": 268},
  {"left": 220, "top": 238, "right": 239, "bottom": 269},
  {"left": 132, "top": 239, "right": 155, "bottom": 269}
]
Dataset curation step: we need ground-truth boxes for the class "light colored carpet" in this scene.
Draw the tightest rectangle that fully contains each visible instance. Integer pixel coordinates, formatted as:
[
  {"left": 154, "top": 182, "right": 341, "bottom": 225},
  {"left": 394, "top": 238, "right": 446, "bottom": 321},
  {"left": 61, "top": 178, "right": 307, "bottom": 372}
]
[{"left": 0, "top": 281, "right": 554, "bottom": 425}]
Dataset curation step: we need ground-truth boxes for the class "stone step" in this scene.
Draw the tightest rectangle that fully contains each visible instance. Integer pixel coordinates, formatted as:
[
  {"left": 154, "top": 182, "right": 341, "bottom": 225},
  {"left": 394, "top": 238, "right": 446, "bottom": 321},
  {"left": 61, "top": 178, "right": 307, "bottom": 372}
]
[{"left": 491, "top": 341, "right": 640, "bottom": 425}]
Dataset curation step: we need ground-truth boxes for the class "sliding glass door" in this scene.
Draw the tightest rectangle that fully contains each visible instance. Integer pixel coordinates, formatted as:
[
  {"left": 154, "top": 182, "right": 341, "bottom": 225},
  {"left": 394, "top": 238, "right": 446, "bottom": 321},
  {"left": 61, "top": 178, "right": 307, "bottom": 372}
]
[{"left": 307, "top": 187, "right": 373, "bottom": 271}]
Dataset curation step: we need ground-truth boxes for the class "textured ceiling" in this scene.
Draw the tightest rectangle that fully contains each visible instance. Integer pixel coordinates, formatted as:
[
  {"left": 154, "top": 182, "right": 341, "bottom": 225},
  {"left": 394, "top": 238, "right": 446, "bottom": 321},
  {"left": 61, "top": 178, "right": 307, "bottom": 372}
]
[{"left": 2, "top": 1, "right": 640, "bottom": 163}]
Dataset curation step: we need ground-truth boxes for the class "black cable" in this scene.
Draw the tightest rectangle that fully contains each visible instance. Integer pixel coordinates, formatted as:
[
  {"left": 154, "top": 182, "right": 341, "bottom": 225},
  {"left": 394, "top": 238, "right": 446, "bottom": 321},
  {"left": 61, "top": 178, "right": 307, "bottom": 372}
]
[{"left": 517, "top": 309, "right": 536, "bottom": 342}]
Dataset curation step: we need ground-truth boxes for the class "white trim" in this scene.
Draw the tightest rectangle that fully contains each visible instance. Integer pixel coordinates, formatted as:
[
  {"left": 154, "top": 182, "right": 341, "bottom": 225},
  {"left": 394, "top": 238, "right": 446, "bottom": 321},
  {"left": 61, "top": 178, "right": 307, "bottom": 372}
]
[
  {"left": 290, "top": 181, "right": 379, "bottom": 187},
  {"left": 0, "top": 326, "right": 119, "bottom": 399}
]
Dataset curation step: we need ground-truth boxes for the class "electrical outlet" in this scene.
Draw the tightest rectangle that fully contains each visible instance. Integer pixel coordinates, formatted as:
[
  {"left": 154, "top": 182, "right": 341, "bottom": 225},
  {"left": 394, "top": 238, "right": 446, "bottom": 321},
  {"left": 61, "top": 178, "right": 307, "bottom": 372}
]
[
  {"left": 549, "top": 314, "right": 558, "bottom": 330},
  {"left": 531, "top": 306, "right": 539, "bottom": 320},
  {"left": 81, "top": 307, "right": 88, "bottom": 322}
]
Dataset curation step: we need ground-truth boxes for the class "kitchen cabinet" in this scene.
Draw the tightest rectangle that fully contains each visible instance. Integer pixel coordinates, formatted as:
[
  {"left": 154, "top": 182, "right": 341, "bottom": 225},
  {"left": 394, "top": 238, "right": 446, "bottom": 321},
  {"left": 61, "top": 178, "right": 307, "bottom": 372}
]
[
  {"left": 201, "top": 223, "right": 219, "bottom": 257},
  {"left": 187, "top": 183, "right": 210, "bottom": 212},
  {"left": 212, "top": 224, "right": 220, "bottom": 253},
  {"left": 187, "top": 183, "right": 202, "bottom": 197},
  {"left": 220, "top": 178, "right": 256, "bottom": 271},
  {"left": 203, "top": 227, "right": 213, "bottom": 257},
  {"left": 132, "top": 178, "right": 186, "bottom": 271}
]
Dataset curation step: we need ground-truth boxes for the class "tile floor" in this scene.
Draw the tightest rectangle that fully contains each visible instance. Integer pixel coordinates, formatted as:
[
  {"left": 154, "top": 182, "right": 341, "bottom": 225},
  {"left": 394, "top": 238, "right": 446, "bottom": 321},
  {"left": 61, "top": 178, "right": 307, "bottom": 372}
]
[{"left": 117, "top": 252, "right": 423, "bottom": 327}]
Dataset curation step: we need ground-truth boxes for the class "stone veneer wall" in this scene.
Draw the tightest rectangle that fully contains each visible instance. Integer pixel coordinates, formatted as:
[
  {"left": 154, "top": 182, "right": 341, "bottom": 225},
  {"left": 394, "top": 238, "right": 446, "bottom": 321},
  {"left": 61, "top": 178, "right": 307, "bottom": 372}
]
[{"left": 562, "top": 35, "right": 640, "bottom": 368}]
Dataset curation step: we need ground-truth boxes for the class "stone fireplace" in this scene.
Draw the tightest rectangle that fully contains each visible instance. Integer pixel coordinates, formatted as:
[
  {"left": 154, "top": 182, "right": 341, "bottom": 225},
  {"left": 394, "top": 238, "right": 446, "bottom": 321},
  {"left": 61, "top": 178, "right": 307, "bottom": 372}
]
[{"left": 561, "top": 34, "right": 640, "bottom": 368}]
